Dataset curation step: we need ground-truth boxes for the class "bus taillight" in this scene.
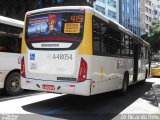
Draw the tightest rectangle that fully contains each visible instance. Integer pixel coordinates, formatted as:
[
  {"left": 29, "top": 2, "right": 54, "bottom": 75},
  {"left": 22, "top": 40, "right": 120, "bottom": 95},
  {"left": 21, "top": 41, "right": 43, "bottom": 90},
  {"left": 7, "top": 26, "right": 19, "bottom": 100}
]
[
  {"left": 78, "top": 58, "right": 87, "bottom": 82},
  {"left": 21, "top": 56, "right": 26, "bottom": 78}
]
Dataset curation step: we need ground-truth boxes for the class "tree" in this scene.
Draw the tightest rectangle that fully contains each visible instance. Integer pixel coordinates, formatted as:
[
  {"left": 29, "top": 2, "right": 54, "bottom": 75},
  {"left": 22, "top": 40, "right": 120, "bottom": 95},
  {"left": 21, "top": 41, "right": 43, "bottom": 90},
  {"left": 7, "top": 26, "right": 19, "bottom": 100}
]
[
  {"left": 0, "top": 0, "right": 36, "bottom": 20},
  {"left": 151, "top": 20, "right": 160, "bottom": 33},
  {"left": 142, "top": 20, "right": 160, "bottom": 52}
]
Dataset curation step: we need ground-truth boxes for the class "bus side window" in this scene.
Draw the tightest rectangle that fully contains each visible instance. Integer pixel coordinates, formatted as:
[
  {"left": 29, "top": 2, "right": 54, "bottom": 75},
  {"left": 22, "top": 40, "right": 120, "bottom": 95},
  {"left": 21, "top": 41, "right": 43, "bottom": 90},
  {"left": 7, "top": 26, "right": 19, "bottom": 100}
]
[
  {"left": 145, "top": 47, "right": 148, "bottom": 59},
  {"left": 108, "top": 27, "right": 121, "bottom": 55},
  {"left": 101, "top": 22, "right": 108, "bottom": 54},
  {"left": 93, "top": 19, "right": 101, "bottom": 54},
  {"left": 125, "top": 34, "right": 130, "bottom": 56},
  {"left": 139, "top": 44, "right": 144, "bottom": 59},
  {"left": 129, "top": 38, "right": 133, "bottom": 57},
  {"left": 0, "top": 36, "right": 6, "bottom": 52},
  {"left": 121, "top": 34, "right": 125, "bottom": 55},
  {"left": 0, "top": 45, "right": 5, "bottom": 52},
  {"left": 16, "top": 37, "right": 21, "bottom": 53},
  {"left": 0, "top": 23, "right": 22, "bottom": 53}
]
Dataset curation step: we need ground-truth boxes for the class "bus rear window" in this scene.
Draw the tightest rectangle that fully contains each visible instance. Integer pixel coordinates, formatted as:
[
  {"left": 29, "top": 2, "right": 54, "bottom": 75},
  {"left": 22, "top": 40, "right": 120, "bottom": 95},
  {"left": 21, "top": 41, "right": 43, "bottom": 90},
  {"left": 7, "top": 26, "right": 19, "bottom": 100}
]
[{"left": 25, "top": 10, "right": 85, "bottom": 50}]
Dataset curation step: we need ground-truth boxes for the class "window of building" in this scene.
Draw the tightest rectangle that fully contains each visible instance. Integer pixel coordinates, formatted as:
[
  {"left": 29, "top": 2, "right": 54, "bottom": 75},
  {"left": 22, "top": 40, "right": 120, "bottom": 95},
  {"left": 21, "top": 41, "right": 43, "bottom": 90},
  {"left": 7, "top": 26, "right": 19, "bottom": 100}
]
[
  {"left": 149, "top": 1, "right": 151, "bottom": 6},
  {"left": 97, "top": 0, "right": 105, "bottom": 3},
  {"left": 108, "top": 10, "right": 116, "bottom": 19},
  {"left": 108, "top": 0, "right": 116, "bottom": 8},
  {"left": 96, "top": 5, "right": 105, "bottom": 15},
  {"left": 149, "top": 9, "right": 151, "bottom": 14},
  {"left": 146, "top": 0, "right": 149, "bottom": 3},
  {"left": 145, "top": 15, "right": 148, "bottom": 21},
  {"left": 154, "top": 10, "right": 158, "bottom": 15},
  {"left": 145, "top": 7, "right": 148, "bottom": 12},
  {"left": 146, "top": 24, "right": 149, "bottom": 29}
]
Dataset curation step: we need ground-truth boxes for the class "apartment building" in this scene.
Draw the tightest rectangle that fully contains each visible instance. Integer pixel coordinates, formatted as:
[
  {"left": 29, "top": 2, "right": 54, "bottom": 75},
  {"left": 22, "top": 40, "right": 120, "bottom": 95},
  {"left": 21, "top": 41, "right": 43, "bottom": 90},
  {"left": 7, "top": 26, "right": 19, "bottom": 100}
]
[
  {"left": 141, "top": 0, "right": 160, "bottom": 34},
  {"left": 94, "top": 0, "right": 141, "bottom": 36},
  {"left": 119, "top": 0, "right": 141, "bottom": 36},
  {"left": 94, "top": 0, "right": 119, "bottom": 22}
]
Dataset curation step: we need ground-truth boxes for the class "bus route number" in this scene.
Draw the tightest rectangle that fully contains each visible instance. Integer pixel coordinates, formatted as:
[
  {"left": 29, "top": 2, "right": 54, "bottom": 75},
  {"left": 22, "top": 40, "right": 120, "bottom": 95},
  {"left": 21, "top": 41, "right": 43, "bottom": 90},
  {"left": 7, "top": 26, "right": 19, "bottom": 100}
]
[
  {"left": 52, "top": 54, "right": 73, "bottom": 60},
  {"left": 71, "top": 15, "right": 83, "bottom": 23}
]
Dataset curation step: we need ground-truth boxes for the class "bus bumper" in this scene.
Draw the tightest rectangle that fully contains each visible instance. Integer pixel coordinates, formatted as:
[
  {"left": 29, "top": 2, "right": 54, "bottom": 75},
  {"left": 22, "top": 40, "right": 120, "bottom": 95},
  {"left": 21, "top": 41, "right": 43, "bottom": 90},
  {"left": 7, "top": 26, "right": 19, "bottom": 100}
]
[{"left": 21, "top": 77, "right": 91, "bottom": 96}]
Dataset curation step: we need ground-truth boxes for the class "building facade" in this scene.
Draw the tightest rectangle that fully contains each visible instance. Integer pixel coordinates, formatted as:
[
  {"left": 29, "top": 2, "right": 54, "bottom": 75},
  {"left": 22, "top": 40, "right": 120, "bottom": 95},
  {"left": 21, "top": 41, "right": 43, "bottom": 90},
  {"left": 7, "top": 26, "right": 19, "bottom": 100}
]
[
  {"left": 119, "top": 0, "right": 141, "bottom": 36},
  {"left": 94, "top": 0, "right": 119, "bottom": 22},
  {"left": 94, "top": 0, "right": 141, "bottom": 36},
  {"left": 141, "top": 0, "right": 160, "bottom": 34}
]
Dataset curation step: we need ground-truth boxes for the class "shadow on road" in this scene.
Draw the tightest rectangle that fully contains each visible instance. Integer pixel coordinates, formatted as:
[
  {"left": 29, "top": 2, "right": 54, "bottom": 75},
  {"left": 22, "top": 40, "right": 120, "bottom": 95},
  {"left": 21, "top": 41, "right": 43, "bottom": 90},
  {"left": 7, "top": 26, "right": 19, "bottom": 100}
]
[{"left": 22, "top": 82, "right": 154, "bottom": 120}]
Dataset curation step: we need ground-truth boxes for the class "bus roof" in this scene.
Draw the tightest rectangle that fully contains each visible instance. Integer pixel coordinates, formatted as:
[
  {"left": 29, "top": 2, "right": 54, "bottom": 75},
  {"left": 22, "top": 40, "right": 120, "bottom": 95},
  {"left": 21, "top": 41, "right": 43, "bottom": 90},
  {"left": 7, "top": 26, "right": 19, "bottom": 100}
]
[
  {"left": 26, "top": 6, "right": 150, "bottom": 47},
  {"left": 0, "top": 16, "right": 24, "bottom": 28}
]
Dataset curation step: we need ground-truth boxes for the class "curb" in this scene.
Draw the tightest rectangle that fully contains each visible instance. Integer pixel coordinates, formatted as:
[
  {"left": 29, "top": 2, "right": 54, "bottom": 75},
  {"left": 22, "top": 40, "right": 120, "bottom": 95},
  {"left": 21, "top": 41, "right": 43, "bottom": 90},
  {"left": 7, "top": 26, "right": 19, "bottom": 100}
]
[{"left": 152, "top": 83, "right": 160, "bottom": 108}]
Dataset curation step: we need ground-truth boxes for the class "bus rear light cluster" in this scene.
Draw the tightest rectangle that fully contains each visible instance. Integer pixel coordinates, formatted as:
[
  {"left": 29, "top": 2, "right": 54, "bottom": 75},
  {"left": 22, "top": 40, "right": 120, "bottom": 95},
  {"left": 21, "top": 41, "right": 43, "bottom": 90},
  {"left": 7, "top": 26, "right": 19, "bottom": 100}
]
[
  {"left": 78, "top": 58, "right": 88, "bottom": 82},
  {"left": 21, "top": 56, "right": 26, "bottom": 78}
]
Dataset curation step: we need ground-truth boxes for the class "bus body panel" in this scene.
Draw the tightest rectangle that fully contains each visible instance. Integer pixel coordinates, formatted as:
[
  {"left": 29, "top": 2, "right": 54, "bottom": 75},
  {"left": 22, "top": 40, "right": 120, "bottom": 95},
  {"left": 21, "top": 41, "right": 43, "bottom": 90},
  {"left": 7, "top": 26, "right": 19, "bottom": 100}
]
[
  {"left": 0, "top": 52, "right": 21, "bottom": 88},
  {"left": 91, "top": 56, "right": 133, "bottom": 95},
  {"left": 22, "top": 52, "right": 92, "bottom": 96},
  {"left": 0, "top": 70, "right": 8, "bottom": 88},
  {"left": 21, "top": 76, "right": 91, "bottom": 96},
  {"left": 27, "top": 50, "right": 77, "bottom": 75},
  {"left": 22, "top": 52, "right": 92, "bottom": 95},
  {"left": 25, "top": 52, "right": 92, "bottom": 80},
  {"left": 78, "top": 12, "right": 92, "bottom": 55}
]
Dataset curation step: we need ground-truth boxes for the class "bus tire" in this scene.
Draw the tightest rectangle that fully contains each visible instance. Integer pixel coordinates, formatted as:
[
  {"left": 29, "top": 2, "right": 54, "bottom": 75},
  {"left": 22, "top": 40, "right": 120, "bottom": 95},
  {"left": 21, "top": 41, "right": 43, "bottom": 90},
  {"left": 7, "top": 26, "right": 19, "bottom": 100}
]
[
  {"left": 120, "top": 73, "right": 129, "bottom": 95},
  {"left": 5, "top": 72, "right": 23, "bottom": 96}
]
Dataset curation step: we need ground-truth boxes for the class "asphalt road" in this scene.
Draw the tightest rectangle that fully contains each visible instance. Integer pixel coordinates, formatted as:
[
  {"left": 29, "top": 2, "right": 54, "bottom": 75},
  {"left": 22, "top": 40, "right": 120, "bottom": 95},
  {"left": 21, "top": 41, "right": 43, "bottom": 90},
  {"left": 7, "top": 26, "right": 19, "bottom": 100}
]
[
  {"left": 0, "top": 78, "right": 160, "bottom": 120},
  {"left": 0, "top": 90, "right": 41, "bottom": 102}
]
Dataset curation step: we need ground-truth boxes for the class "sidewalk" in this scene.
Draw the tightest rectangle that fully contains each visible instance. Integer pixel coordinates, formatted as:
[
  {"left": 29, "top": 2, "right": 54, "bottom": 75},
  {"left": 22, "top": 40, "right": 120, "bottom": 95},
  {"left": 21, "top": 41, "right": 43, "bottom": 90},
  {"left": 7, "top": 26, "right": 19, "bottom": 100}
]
[{"left": 152, "top": 83, "right": 160, "bottom": 108}]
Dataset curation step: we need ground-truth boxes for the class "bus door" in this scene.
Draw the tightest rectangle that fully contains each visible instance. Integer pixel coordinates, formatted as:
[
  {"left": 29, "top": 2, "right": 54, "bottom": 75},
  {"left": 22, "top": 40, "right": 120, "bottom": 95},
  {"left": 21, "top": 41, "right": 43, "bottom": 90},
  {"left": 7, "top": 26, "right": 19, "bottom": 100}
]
[{"left": 133, "top": 43, "right": 139, "bottom": 83}]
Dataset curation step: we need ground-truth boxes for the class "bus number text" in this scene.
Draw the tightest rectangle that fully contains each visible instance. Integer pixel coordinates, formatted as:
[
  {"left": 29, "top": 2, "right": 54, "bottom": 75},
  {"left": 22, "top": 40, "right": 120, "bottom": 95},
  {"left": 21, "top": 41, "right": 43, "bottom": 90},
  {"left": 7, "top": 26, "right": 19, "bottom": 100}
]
[{"left": 52, "top": 54, "right": 73, "bottom": 60}]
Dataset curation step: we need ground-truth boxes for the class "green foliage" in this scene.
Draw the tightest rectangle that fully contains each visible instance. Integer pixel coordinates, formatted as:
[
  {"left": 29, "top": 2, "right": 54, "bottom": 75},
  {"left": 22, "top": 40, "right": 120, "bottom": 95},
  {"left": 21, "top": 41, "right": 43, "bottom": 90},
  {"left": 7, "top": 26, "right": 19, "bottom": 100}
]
[
  {"left": 142, "top": 20, "right": 160, "bottom": 52},
  {"left": 151, "top": 20, "right": 160, "bottom": 33}
]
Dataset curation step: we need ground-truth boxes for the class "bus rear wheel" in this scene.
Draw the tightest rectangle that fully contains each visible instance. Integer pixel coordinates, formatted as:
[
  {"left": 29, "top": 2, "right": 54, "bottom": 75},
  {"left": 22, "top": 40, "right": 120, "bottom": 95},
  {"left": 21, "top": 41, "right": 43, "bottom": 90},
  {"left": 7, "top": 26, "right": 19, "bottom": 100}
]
[{"left": 5, "top": 72, "right": 23, "bottom": 96}]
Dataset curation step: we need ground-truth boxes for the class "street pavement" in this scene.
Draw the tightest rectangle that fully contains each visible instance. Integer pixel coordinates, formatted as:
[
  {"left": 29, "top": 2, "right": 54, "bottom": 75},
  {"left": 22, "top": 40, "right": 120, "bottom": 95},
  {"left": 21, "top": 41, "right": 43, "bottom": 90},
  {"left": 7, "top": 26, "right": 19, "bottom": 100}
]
[
  {"left": 0, "top": 77, "right": 160, "bottom": 120},
  {"left": 152, "top": 78, "right": 160, "bottom": 109}
]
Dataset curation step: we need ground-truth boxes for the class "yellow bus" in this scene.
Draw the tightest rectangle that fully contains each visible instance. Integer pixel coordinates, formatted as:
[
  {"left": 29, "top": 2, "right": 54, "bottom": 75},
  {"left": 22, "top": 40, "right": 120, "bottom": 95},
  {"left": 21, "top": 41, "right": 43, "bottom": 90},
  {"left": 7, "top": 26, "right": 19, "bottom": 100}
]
[{"left": 21, "top": 6, "right": 150, "bottom": 96}]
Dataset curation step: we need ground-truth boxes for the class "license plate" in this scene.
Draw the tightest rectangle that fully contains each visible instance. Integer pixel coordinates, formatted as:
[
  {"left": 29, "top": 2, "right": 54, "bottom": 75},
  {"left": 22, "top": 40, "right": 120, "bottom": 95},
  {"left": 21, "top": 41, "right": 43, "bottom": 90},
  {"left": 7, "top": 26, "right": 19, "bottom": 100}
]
[{"left": 42, "top": 84, "right": 55, "bottom": 90}]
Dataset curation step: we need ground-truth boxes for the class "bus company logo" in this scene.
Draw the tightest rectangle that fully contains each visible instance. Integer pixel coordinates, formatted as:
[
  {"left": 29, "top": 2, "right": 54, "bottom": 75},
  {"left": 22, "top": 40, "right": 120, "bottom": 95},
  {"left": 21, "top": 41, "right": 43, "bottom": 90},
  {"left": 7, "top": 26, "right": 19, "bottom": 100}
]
[{"left": 30, "top": 53, "right": 35, "bottom": 60}]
